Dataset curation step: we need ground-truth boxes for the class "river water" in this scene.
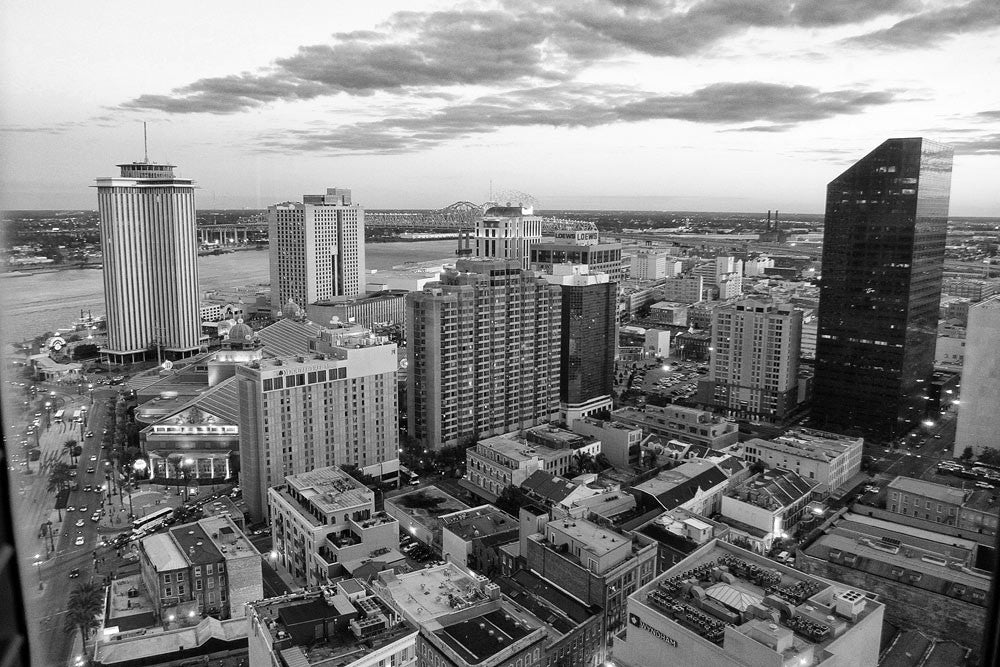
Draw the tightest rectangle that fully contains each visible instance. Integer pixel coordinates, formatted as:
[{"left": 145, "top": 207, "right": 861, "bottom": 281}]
[{"left": 2, "top": 239, "right": 458, "bottom": 345}]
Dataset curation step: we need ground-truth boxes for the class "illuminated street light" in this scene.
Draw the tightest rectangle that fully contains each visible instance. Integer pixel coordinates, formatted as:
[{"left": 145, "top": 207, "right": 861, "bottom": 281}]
[
  {"left": 923, "top": 420, "right": 935, "bottom": 428},
  {"left": 33, "top": 553, "right": 43, "bottom": 590}
]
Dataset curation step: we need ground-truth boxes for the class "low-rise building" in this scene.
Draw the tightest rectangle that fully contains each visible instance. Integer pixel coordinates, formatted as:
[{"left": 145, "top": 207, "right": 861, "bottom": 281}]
[
  {"left": 732, "top": 428, "right": 862, "bottom": 491},
  {"left": 138, "top": 515, "right": 261, "bottom": 623},
  {"left": 612, "top": 404, "right": 739, "bottom": 449},
  {"left": 384, "top": 486, "right": 470, "bottom": 551},
  {"left": 798, "top": 512, "right": 988, "bottom": 654},
  {"left": 307, "top": 289, "right": 409, "bottom": 330},
  {"left": 521, "top": 470, "right": 636, "bottom": 521},
  {"left": 717, "top": 469, "right": 817, "bottom": 554},
  {"left": 246, "top": 579, "right": 418, "bottom": 667},
  {"left": 268, "top": 466, "right": 400, "bottom": 587},
  {"left": 613, "top": 539, "right": 884, "bottom": 667},
  {"left": 525, "top": 518, "right": 657, "bottom": 639},
  {"left": 465, "top": 426, "right": 601, "bottom": 501},
  {"left": 441, "top": 505, "right": 519, "bottom": 575},
  {"left": 630, "top": 459, "right": 730, "bottom": 516},
  {"left": 885, "top": 476, "right": 999, "bottom": 535},
  {"left": 570, "top": 417, "right": 642, "bottom": 469},
  {"left": 375, "top": 562, "right": 605, "bottom": 667},
  {"left": 631, "top": 508, "right": 730, "bottom": 572}
]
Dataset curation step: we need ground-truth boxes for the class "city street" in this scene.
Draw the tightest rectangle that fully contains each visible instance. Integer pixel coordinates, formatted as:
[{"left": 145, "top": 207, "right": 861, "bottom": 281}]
[{"left": 12, "top": 381, "right": 117, "bottom": 667}]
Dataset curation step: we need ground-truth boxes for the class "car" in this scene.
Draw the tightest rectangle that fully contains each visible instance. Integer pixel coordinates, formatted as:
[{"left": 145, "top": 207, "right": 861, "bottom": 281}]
[
  {"left": 75, "top": 519, "right": 85, "bottom": 527},
  {"left": 83, "top": 485, "right": 92, "bottom": 492},
  {"left": 68, "top": 568, "right": 80, "bottom": 578},
  {"left": 75, "top": 536, "right": 85, "bottom": 546},
  {"left": 89, "top": 455, "right": 97, "bottom": 462},
  {"left": 67, "top": 505, "right": 76, "bottom": 513},
  {"left": 976, "top": 482, "right": 995, "bottom": 489},
  {"left": 85, "top": 431, "right": 94, "bottom": 438},
  {"left": 91, "top": 514, "right": 101, "bottom": 522},
  {"left": 933, "top": 434, "right": 943, "bottom": 439},
  {"left": 69, "top": 470, "right": 78, "bottom": 477},
  {"left": 79, "top": 507, "right": 88, "bottom": 513},
  {"left": 86, "top": 467, "right": 95, "bottom": 473}
]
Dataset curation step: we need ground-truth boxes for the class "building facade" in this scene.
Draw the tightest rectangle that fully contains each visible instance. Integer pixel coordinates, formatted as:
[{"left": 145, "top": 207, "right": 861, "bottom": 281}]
[
  {"left": 733, "top": 428, "right": 862, "bottom": 491},
  {"left": 541, "top": 266, "right": 617, "bottom": 423},
  {"left": 699, "top": 300, "right": 802, "bottom": 423},
  {"left": 236, "top": 323, "right": 399, "bottom": 520},
  {"left": 954, "top": 295, "right": 1000, "bottom": 457},
  {"left": 96, "top": 161, "right": 201, "bottom": 363},
  {"left": 813, "top": 138, "right": 954, "bottom": 440},
  {"left": 268, "top": 188, "right": 366, "bottom": 316},
  {"left": 474, "top": 205, "right": 542, "bottom": 269},
  {"left": 530, "top": 234, "right": 624, "bottom": 282},
  {"left": 406, "top": 259, "right": 561, "bottom": 450}
]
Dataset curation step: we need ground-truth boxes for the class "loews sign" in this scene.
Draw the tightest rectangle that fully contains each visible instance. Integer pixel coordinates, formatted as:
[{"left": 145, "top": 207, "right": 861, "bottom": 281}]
[{"left": 629, "top": 613, "right": 678, "bottom": 647}]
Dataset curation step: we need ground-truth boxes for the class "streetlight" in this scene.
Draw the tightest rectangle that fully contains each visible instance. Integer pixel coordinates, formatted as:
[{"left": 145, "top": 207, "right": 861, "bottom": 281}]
[
  {"left": 34, "top": 553, "right": 43, "bottom": 590},
  {"left": 183, "top": 457, "right": 195, "bottom": 502},
  {"left": 88, "top": 383, "right": 94, "bottom": 405},
  {"left": 128, "top": 459, "right": 147, "bottom": 519},
  {"left": 44, "top": 401, "right": 51, "bottom": 429}
]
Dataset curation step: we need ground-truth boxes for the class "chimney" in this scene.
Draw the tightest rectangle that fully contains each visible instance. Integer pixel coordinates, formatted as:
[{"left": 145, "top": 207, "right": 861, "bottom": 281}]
[{"left": 767, "top": 210, "right": 771, "bottom": 231}]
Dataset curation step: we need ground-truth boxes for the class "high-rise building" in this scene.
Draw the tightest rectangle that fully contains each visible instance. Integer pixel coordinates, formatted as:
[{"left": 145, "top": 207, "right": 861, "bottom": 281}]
[
  {"left": 954, "top": 295, "right": 1000, "bottom": 457},
  {"left": 268, "top": 188, "right": 366, "bottom": 316},
  {"left": 96, "top": 161, "right": 201, "bottom": 363},
  {"left": 406, "top": 258, "right": 561, "bottom": 450},
  {"left": 235, "top": 320, "right": 398, "bottom": 520},
  {"left": 474, "top": 205, "right": 541, "bottom": 269},
  {"left": 530, "top": 232, "right": 625, "bottom": 281},
  {"left": 540, "top": 265, "right": 617, "bottom": 423},
  {"left": 697, "top": 299, "right": 802, "bottom": 423},
  {"left": 812, "top": 138, "right": 953, "bottom": 440}
]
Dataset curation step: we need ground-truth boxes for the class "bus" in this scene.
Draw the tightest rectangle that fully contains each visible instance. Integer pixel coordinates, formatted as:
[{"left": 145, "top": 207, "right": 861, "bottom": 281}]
[
  {"left": 53, "top": 409, "right": 65, "bottom": 423},
  {"left": 132, "top": 507, "right": 173, "bottom": 535},
  {"left": 399, "top": 465, "right": 419, "bottom": 487},
  {"left": 72, "top": 409, "right": 82, "bottom": 423}
]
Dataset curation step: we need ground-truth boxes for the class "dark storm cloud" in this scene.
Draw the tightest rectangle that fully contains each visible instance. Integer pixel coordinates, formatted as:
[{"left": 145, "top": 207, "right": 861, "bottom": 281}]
[
  {"left": 258, "top": 81, "right": 899, "bottom": 154},
  {"left": 844, "top": 0, "right": 1000, "bottom": 48},
  {"left": 120, "top": 0, "right": 943, "bottom": 115}
]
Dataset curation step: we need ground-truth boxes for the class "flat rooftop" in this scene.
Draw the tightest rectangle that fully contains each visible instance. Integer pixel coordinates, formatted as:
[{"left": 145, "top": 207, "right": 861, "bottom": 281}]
[
  {"left": 169, "top": 522, "right": 223, "bottom": 566},
  {"left": 441, "top": 506, "right": 518, "bottom": 541},
  {"left": 548, "top": 518, "right": 629, "bottom": 556},
  {"left": 142, "top": 533, "right": 187, "bottom": 572},
  {"left": 633, "top": 540, "right": 882, "bottom": 657},
  {"left": 284, "top": 466, "right": 373, "bottom": 517},
  {"left": 249, "top": 588, "right": 416, "bottom": 667},
  {"left": 199, "top": 515, "right": 258, "bottom": 560},
  {"left": 435, "top": 608, "right": 536, "bottom": 664},
  {"left": 386, "top": 486, "right": 470, "bottom": 532},
  {"left": 887, "top": 476, "right": 967, "bottom": 505},
  {"left": 382, "top": 563, "right": 488, "bottom": 622}
]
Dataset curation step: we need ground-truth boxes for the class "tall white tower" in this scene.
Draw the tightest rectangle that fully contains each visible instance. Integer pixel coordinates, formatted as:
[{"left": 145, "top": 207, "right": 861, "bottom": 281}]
[
  {"left": 954, "top": 295, "right": 1000, "bottom": 457},
  {"left": 474, "top": 205, "right": 541, "bottom": 270},
  {"left": 268, "top": 188, "right": 366, "bottom": 316},
  {"left": 95, "top": 161, "right": 201, "bottom": 363}
]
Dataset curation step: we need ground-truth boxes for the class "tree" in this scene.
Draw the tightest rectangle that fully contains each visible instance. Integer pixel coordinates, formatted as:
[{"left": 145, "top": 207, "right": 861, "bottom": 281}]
[
  {"left": 979, "top": 449, "right": 1000, "bottom": 467},
  {"left": 64, "top": 582, "right": 104, "bottom": 652},
  {"left": 47, "top": 462, "right": 73, "bottom": 495},
  {"left": 63, "top": 439, "right": 78, "bottom": 465},
  {"left": 72, "top": 343, "right": 100, "bottom": 360},
  {"left": 572, "top": 451, "right": 594, "bottom": 475},
  {"left": 961, "top": 447, "right": 974, "bottom": 461},
  {"left": 495, "top": 485, "right": 532, "bottom": 517}
]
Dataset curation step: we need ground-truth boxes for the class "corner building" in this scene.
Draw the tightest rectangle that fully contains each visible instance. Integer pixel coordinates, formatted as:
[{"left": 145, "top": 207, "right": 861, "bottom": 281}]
[
  {"left": 96, "top": 161, "right": 201, "bottom": 363},
  {"left": 406, "top": 259, "right": 561, "bottom": 450},
  {"left": 812, "top": 138, "right": 953, "bottom": 440}
]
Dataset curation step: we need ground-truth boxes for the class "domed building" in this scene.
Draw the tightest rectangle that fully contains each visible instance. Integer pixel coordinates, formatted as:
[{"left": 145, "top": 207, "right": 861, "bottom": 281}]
[{"left": 225, "top": 318, "right": 256, "bottom": 349}]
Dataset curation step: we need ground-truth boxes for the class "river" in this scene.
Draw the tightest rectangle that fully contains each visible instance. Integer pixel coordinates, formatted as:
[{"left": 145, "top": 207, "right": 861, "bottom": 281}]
[{"left": 1, "top": 239, "right": 458, "bottom": 344}]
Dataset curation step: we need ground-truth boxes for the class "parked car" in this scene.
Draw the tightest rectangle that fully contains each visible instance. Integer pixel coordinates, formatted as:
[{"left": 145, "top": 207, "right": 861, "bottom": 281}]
[
  {"left": 74, "top": 536, "right": 85, "bottom": 546},
  {"left": 75, "top": 519, "right": 85, "bottom": 527},
  {"left": 69, "top": 568, "right": 80, "bottom": 578}
]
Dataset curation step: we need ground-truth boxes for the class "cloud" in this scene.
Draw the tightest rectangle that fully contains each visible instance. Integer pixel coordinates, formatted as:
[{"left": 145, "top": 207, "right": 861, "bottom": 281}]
[
  {"left": 258, "top": 81, "right": 900, "bottom": 154},
  {"left": 120, "top": 0, "right": 947, "bottom": 115},
  {"left": 947, "top": 133, "right": 1000, "bottom": 155},
  {"left": 844, "top": 0, "right": 1000, "bottom": 48}
]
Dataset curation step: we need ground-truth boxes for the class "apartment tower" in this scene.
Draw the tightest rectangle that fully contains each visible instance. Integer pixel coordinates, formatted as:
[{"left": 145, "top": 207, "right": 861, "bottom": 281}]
[
  {"left": 406, "top": 258, "right": 561, "bottom": 450},
  {"left": 268, "top": 188, "right": 365, "bottom": 316},
  {"left": 698, "top": 299, "right": 802, "bottom": 423},
  {"left": 96, "top": 161, "right": 201, "bottom": 363},
  {"left": 812, "top": 138, "right": 953, "bottom": 440}
]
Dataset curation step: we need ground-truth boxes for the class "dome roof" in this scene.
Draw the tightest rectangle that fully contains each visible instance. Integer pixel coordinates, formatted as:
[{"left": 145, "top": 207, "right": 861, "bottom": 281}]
[
  {"left": 283, "top": 298, "right": 303, "bottom": 318},
  {"left": 227, "top": 318, "right": 254, "bottom": 342}
]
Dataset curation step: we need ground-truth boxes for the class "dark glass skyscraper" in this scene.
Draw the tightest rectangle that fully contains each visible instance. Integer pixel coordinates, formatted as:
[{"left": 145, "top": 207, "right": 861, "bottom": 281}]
[{"left": 812, "top": 138, "right": 953, "bottom": 441}]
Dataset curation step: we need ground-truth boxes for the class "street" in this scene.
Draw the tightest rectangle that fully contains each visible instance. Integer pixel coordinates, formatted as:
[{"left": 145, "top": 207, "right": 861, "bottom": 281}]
[{"left": 12, "top": 380, "right": 117, "bottom": 667}]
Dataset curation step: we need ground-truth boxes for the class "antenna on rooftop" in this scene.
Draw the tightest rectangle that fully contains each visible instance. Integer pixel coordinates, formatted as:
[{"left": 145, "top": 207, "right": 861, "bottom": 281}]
[{"left": 143, "top": 121, "right": 149, "bottom": 163}]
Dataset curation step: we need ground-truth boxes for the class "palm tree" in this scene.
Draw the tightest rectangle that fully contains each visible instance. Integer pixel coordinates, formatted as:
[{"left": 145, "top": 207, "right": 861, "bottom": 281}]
[
  {"left": 47, "top": 461, "right": 73, "bottom": 494},
  {"left": 64, "top": 581, "right": 104, "bottom": 651},
  {"left": 572, "top": 451, "right": 594, "bottom": 475},
  {"left": 63, "top": 439, "right": 78, "bottom": 465}
]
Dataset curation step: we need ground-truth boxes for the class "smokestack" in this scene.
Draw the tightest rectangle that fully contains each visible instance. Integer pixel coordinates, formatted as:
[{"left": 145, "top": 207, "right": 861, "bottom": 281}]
[
  {"left": 767, "top": 210, "right": 771, "bottom": 231},
  {"left": 774, "top": 210, "right": 779, "bottom": 231}
]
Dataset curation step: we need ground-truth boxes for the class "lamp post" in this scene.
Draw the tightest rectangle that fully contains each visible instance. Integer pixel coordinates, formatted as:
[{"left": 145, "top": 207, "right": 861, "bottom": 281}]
[
  {"left": 44, "top": 401, "right": 52, "bottom": 430},
  {"left": 88, "top": 383, "right": 94, "bottom": 406},
  {"left": 183, "top": 457, "right": 194, "bottom": 502},
  {"left": 34, "top": 553, "right": 43, "bottom": 590},
  {"left": 128, "top": 459, "right": 147, "bottom": 520}
]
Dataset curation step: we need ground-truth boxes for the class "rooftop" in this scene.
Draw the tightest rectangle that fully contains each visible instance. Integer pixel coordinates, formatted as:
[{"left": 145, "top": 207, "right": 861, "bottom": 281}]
[
  {"left": 380, "top": 563, "right": 490, "bottom": 623},
  {"left": 142, "top": 533, "right": 187, "bottom": 572},
  {"left": 249, "top": 586, "right": 416, "bottom": 667},
  {"left": 441, "top": 505, "right": 518, "bottom": 542},
  {"left": 169, "top": 522, "right": 223, "bottom": 566},
  {"left": 887, "top": 476, "right": 967, "bottom": 505},
  {"left": 282, "top": 466, "right": 373, "bottom": 519},
  {"left": 434, "top": 608, "right": 538, "bottom": 664},
  {"left": 632, "top": 460, "right": 729, "bottom": 510},
  {"left": 385, "top": 486, "right": 470, "bottom": 532},
  {"left": 548, "top": 518, "right": 629, "bottom": 557},
  {"left": 633, "top": 539, "right": 882, "bottom": 657},
  {"left": 521, "top": 470, "right": 578, "bottom": 504},
  {"left": 730, "top": 469, "right": 817, "bottom": 511}
]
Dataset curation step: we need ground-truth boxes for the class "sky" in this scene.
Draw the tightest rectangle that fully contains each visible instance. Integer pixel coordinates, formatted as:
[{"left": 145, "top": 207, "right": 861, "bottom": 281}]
[{"left": 1, "top": 0, "right": 998, "bottom": 215}]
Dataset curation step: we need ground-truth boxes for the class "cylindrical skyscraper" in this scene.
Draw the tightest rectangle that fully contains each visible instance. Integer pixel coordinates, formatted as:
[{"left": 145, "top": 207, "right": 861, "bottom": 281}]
[{"left": 96, "top": 161, "right": 201, "bottom": 363}]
